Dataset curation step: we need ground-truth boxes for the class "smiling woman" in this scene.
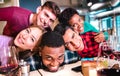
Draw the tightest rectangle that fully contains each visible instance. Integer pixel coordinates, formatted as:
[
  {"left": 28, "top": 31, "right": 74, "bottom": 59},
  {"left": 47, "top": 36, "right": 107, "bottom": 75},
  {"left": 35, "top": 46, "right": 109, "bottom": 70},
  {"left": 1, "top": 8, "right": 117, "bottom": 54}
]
[{"left": 0, "top": 25, "right": 45, "bottom": 52}]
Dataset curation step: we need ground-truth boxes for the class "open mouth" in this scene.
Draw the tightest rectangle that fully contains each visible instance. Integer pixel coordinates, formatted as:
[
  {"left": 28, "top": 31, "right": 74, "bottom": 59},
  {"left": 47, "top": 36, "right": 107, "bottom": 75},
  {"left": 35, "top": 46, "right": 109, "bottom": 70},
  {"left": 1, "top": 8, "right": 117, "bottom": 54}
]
[{"left": 49, "top": 66, "right": 59, "bottom": 72}]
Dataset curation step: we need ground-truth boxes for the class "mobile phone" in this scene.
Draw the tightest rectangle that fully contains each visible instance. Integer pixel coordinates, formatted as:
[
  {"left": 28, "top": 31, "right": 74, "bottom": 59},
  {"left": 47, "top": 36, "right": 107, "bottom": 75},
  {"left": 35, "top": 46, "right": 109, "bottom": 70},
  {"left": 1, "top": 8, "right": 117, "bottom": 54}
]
[{"left": 71, "top": 65, "right": 82, "bottom": 72}]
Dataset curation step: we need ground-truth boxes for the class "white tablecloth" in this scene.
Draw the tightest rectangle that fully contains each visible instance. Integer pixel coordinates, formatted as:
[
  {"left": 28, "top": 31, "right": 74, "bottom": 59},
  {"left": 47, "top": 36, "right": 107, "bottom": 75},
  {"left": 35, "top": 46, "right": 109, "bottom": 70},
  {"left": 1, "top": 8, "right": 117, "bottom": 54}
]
[{"left": 30, "top": 61, "right": 83, "bottom": 76}]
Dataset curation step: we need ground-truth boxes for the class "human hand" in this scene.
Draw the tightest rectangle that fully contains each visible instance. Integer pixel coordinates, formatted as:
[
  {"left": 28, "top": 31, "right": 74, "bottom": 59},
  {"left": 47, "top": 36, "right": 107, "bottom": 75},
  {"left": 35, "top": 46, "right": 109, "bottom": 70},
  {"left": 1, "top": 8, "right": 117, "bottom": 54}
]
[{"left": 94, "top": 32, "right": 105, "bottom": 43}]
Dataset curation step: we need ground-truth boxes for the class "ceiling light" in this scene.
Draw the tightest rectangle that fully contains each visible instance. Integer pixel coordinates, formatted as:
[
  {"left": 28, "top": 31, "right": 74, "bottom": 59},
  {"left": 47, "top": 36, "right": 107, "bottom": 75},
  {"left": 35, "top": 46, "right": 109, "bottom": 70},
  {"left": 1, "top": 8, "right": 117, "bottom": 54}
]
[
  {"left": 87, "top": 2, "right": 92, "bottom": 6},
  {"left": 90, "top": 3, "right": 105, "bottom": 10}
]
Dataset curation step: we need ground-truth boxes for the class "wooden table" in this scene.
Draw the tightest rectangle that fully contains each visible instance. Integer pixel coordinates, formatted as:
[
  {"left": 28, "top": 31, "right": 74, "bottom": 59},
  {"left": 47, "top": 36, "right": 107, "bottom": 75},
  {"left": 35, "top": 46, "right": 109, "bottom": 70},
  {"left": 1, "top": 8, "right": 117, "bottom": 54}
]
[{"left": 30, "top": 61, "right": 83, "bottom": 76}]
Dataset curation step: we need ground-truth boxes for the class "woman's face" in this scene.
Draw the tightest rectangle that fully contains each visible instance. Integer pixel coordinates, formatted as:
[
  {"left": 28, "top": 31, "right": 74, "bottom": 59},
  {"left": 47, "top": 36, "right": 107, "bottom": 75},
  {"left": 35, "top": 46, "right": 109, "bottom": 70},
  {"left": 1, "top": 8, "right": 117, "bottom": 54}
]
[
  {"left": 69, "top": 14, "right": 84, "bottom": 33},
  {"left": 14, "top": 27, "right": 43, "bottom": 51},
  {"left": 63, "top": 28, "right": 84, "bottom": 51}
]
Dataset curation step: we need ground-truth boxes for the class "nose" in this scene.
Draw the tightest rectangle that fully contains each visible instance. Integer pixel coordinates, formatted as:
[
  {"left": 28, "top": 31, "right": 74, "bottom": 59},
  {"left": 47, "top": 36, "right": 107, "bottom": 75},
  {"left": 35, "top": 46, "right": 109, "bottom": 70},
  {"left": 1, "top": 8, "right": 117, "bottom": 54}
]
[
  {"left": 50, "top": 60, "right": 59, "bottom": 67},
  {"left": 71, "top": 40, "right": 80, "bottom": 48},
  {"left": 22, "top": 34, "right": 28, "bottom": 40},
  {"left": 44, "top": 18, "right": 50, "bottom": 24}
]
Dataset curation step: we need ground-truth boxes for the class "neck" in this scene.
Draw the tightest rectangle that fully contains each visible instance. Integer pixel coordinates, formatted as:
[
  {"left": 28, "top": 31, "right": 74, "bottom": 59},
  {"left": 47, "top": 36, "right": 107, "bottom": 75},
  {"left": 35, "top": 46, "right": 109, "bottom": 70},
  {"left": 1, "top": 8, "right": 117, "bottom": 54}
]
[{"left": 29, "top": 13, "right": 37, "bottom": 25}]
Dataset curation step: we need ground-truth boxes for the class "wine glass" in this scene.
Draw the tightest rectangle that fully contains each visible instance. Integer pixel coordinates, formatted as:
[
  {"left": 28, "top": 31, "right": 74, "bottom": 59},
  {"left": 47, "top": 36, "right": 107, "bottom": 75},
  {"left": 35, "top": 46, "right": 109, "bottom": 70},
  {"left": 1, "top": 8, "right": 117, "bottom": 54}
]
[
  {"left": 99, "top": 41, "right": 113, "bottom": 67},
  {"left": 111, "top": 36, "right": 120, "bottom": 60},
  {"left": 0, "top": 46, "right": 19, "bottom": 75}
]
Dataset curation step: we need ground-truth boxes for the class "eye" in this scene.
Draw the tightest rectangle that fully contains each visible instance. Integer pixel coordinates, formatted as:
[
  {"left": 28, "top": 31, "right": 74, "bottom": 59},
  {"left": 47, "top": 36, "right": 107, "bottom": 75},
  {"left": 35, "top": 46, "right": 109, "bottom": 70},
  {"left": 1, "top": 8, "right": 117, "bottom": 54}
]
[
  {"left": 46, "top": 57, "right": 53, "bottom": 61},
  {"left": 72, "top": 33, "right": 75, "bottom": 39},
  {"left": 26, "top": 29, "right": 30, "bottom": 33},
  {"left": 65, "top": 42, "right": 70, "bottom": 47},
  {"left": 58, "top": 54, "right": 64, "bottom": 60},
  {"left": 72, "top": 24, "right": 76, "bottom": 28},
  {"left": 45, "top": 13, "right": 49, "bottom": 17},
  {"left": 30, "top": 37, "right": 35, "bottom": 42},
  {"left": 50, "top": 19, "right": 54, "bottom": 23}
]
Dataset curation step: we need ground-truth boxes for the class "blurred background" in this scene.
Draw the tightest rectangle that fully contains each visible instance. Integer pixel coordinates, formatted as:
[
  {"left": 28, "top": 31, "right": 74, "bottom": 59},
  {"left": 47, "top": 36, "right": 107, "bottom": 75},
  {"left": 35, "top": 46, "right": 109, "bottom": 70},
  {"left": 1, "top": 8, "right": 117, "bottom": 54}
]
[{"left": 0, "top": 0, "right": 120, "bottom": 36}]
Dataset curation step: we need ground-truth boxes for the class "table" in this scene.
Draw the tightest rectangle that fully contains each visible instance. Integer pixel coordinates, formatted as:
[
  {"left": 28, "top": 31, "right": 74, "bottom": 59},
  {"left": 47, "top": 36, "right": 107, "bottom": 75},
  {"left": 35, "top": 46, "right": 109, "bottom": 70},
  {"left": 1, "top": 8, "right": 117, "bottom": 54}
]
[
  {"left": 30, "top": 58, "right": 120, "bottom": 76},
  {"left": 30, "top": 61, "right": 83, "bottom": 76}
]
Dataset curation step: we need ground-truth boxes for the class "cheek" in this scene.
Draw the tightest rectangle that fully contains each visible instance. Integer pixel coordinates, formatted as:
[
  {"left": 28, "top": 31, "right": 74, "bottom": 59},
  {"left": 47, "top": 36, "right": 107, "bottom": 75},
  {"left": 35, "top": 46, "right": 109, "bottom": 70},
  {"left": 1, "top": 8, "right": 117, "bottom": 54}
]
[
  {"left": 42, "top": 58, "right": 51, "bottom": 66},
  {"left": 67, "top": 45, "right": 75, "bottom": 51},
  {"left": 59, "top": 59, "right": 64, "bottom": 64}
]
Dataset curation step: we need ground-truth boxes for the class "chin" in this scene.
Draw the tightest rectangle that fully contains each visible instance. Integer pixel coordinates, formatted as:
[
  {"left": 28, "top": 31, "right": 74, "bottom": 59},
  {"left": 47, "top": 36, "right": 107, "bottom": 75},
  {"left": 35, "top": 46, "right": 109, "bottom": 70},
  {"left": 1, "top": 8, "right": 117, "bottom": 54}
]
[{"left": 49, "top": 69, "right": 58, "bottom": 72}]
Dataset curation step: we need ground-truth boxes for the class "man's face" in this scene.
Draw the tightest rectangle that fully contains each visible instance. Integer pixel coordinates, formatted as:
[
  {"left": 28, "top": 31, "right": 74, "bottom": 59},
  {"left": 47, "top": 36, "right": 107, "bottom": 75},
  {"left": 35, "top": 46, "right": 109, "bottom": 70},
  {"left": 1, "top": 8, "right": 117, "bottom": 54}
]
[
  {"left": 63, "top": 28, "right": 84, "bottom": 51},
  {"left": 69, "top": 14, "right": 84, "bottom": 33},
  {"left": 36, "top": 7, "right": 56, "bottom": 29},
  {"left": 41, "top": 45, "right": 65, "bottom": 72}
]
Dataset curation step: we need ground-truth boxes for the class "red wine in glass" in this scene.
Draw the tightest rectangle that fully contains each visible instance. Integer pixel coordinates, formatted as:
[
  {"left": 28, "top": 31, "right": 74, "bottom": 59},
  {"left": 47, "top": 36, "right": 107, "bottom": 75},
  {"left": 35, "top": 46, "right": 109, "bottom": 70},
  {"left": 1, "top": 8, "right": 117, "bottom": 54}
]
[
  {"left": 103, "top": 49, "right": 113, "bottom": 56},
  {"left": 113, "top": 52, "right": 120, "bottom": 60},
  {"left": 0, "top": 46, "right": 18, "bottom": 75},
  {"left": 0, "top": 63, "right": 18, "bottom": 74},
  {"left": 97, "top": 68, "right": 120, "bottom": 76}
]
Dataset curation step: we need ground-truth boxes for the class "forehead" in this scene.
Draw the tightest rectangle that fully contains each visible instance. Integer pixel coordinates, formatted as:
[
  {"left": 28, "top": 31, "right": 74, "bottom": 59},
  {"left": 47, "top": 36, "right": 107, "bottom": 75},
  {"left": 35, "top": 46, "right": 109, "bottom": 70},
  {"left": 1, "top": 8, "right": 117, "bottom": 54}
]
[
  {"left": 42, "top": 7, "right": 56, "bottom": 19},
  {"left": 63, "top": 28, "right": 74, "bottom": 42},
  {"left": 41, "top": 46, "right": 65, "bottom": 55},
  {"left": 69, "top": 14, "right": 80, "bottom": 23},
  {"left": 24, "top": 27, "right": 42, "bottom": 38},
  {"left": 29, "top": 27, "right": 42, "bottom": 33}
]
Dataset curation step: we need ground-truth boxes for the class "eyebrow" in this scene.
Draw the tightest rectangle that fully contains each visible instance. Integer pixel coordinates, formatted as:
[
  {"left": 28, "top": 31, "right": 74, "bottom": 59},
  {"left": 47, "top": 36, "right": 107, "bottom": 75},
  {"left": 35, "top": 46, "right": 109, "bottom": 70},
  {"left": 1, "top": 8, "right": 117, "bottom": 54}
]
[
  {"left": 29, "top": 28, "right": 37, "bottom": 41},
  {"left": 72, "top": 33, "right": 75, "bottom": 39},
  {"left": 45, "top": 55, "right": 53, "bottom": 58},
  {"left": 65, "top": 32, "right": 75, "bottom": 46},
  {"left": 59, "top": 54, "right": 64, "bottom": 58},
  {"left": 45, "top": 54, "right": 64, "bottom": 59}
]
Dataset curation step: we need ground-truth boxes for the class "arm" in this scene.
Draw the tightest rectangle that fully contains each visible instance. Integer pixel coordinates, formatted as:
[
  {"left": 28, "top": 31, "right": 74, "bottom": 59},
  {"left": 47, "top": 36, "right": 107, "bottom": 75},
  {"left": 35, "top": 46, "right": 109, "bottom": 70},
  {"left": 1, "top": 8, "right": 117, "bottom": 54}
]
[{"left": 83, "top": 22, "right": 109, "bottom": 43}]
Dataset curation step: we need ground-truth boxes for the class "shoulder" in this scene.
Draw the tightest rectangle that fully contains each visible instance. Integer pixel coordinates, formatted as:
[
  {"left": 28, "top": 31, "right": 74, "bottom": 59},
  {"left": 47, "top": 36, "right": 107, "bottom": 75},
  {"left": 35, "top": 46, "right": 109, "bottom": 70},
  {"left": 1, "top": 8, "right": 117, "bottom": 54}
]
[
  {"left": 5, "top": 6, "right": 32, "bottom": 12},
  {"left": 0, "top": 35, "right": 13, "bottom": 48},
  {"left": 0, "top": 35, "right": 13, "bottom": 44}
]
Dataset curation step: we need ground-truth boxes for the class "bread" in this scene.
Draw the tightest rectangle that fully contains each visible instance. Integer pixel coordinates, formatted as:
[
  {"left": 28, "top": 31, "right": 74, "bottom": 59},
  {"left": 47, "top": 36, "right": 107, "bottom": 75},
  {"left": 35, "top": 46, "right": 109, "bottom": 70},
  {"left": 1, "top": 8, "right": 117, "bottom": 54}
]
[{"left": 81, "top": 60, "right": 107, "bottom": 76}]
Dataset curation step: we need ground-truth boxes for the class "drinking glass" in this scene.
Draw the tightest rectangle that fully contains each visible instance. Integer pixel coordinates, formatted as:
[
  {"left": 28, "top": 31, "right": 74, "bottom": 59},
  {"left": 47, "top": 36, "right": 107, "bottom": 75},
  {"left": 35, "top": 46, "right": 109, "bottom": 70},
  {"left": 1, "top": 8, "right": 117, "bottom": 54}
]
[
  {"left": 0, "top": 46, "right": 19, "bottom": 75},
  {"left": 111, "top": 36, "right": 120, "bottom": 60},
  {"left": 99, "top": 41, "right": 113, "bottom": 67}
]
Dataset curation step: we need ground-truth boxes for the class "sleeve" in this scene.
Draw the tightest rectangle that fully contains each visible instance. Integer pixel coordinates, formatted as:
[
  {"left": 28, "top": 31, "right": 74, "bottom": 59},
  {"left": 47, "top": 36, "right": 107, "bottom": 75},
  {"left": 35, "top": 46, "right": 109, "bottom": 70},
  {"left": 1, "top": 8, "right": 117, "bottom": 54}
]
[
  {"left": 0, "top": 35, "right": 13, "bottom": 48},
  {"left": 83, "top": 22, "right": 109, "bottom": 41},
  {"left": 83, "top": 21, "right": 99, "bottom": 33},
  {"left": 0, "top": 7, "right": 14, "bottom": 21},
  {"left": 103, "top": 31, "right": 109, "bottom": 40}
]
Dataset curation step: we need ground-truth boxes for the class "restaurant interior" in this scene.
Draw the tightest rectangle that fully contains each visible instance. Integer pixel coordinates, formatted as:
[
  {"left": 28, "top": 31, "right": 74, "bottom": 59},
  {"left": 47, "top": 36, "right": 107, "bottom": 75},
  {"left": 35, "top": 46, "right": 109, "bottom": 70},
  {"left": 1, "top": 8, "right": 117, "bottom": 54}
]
[
  {"left": 0, "top": 0, "right": 120, "bottom": 76},
  {"left": 0, "top": 0, "right": 120, "bottom": 36}
]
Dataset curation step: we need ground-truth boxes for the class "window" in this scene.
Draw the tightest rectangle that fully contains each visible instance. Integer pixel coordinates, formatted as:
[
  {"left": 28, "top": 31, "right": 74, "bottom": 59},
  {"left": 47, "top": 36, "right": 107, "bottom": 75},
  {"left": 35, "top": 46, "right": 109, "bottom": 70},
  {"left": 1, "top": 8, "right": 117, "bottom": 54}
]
[
  {"left": 116, "top": 15, "right": 120, "bottom": 36},
  {"left": 0, "top": 0, "right": 4, "bottom": 4},
  {"left": 101, "top": 17, "right": 112, "bottom": 31}
]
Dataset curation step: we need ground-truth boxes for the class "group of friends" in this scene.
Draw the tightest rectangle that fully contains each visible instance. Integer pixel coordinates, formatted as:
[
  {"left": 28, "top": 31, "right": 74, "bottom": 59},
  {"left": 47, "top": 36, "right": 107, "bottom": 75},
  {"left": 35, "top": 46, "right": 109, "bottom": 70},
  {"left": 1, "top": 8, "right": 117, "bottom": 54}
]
[{"left": 0, "top": 1, "right": 109, "bottom": 72}]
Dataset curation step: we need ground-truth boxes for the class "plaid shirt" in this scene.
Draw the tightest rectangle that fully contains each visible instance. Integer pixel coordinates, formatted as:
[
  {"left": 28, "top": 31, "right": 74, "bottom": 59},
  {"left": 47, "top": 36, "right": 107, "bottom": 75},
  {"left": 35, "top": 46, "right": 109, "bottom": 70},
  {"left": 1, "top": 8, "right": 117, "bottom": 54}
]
[
  {"left": 23, "top": 32, "right": 100, "bottom": 71},
  {"left": 23, "top": 50, "right": 81, "bottom": 71},
  {"left": 77, "top": 32, "right": 100, "bottom": 58},
  {"left": 23, "top": 53, "right": 42, "bottom": 71},
  {"left": 63, "top": 50, "right": 81, "bottom": 64}
]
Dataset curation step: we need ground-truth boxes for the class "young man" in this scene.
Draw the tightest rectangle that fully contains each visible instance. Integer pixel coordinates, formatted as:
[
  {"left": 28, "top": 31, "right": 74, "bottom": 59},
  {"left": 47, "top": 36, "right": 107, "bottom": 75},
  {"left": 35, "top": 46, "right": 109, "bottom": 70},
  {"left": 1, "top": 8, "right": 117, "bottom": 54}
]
[
  {"left": 0, "top": 1, "right": 60, "bottom": 37},
  {"left": 25, "top": 31, "right": 65, "bottom": 72},
  {"left": 54, "top": 24, "right": 100, "bottom": 63},
  {"left": 58, "top": 7, "right": 109, "bottom": 43},
  {"left": 39, "top": 31, "right": 65, "bottom": 72}
]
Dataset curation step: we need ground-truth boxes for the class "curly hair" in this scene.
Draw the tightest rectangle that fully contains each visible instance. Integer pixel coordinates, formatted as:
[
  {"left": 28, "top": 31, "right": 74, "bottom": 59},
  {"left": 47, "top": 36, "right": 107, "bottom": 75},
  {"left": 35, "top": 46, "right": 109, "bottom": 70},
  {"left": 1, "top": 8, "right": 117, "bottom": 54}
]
[
  {"left": 58, "top": 7, "right": 79, "bottom": 25},
  {"left": 40, "top": 31, "right": 65, "bottom": 49}
]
